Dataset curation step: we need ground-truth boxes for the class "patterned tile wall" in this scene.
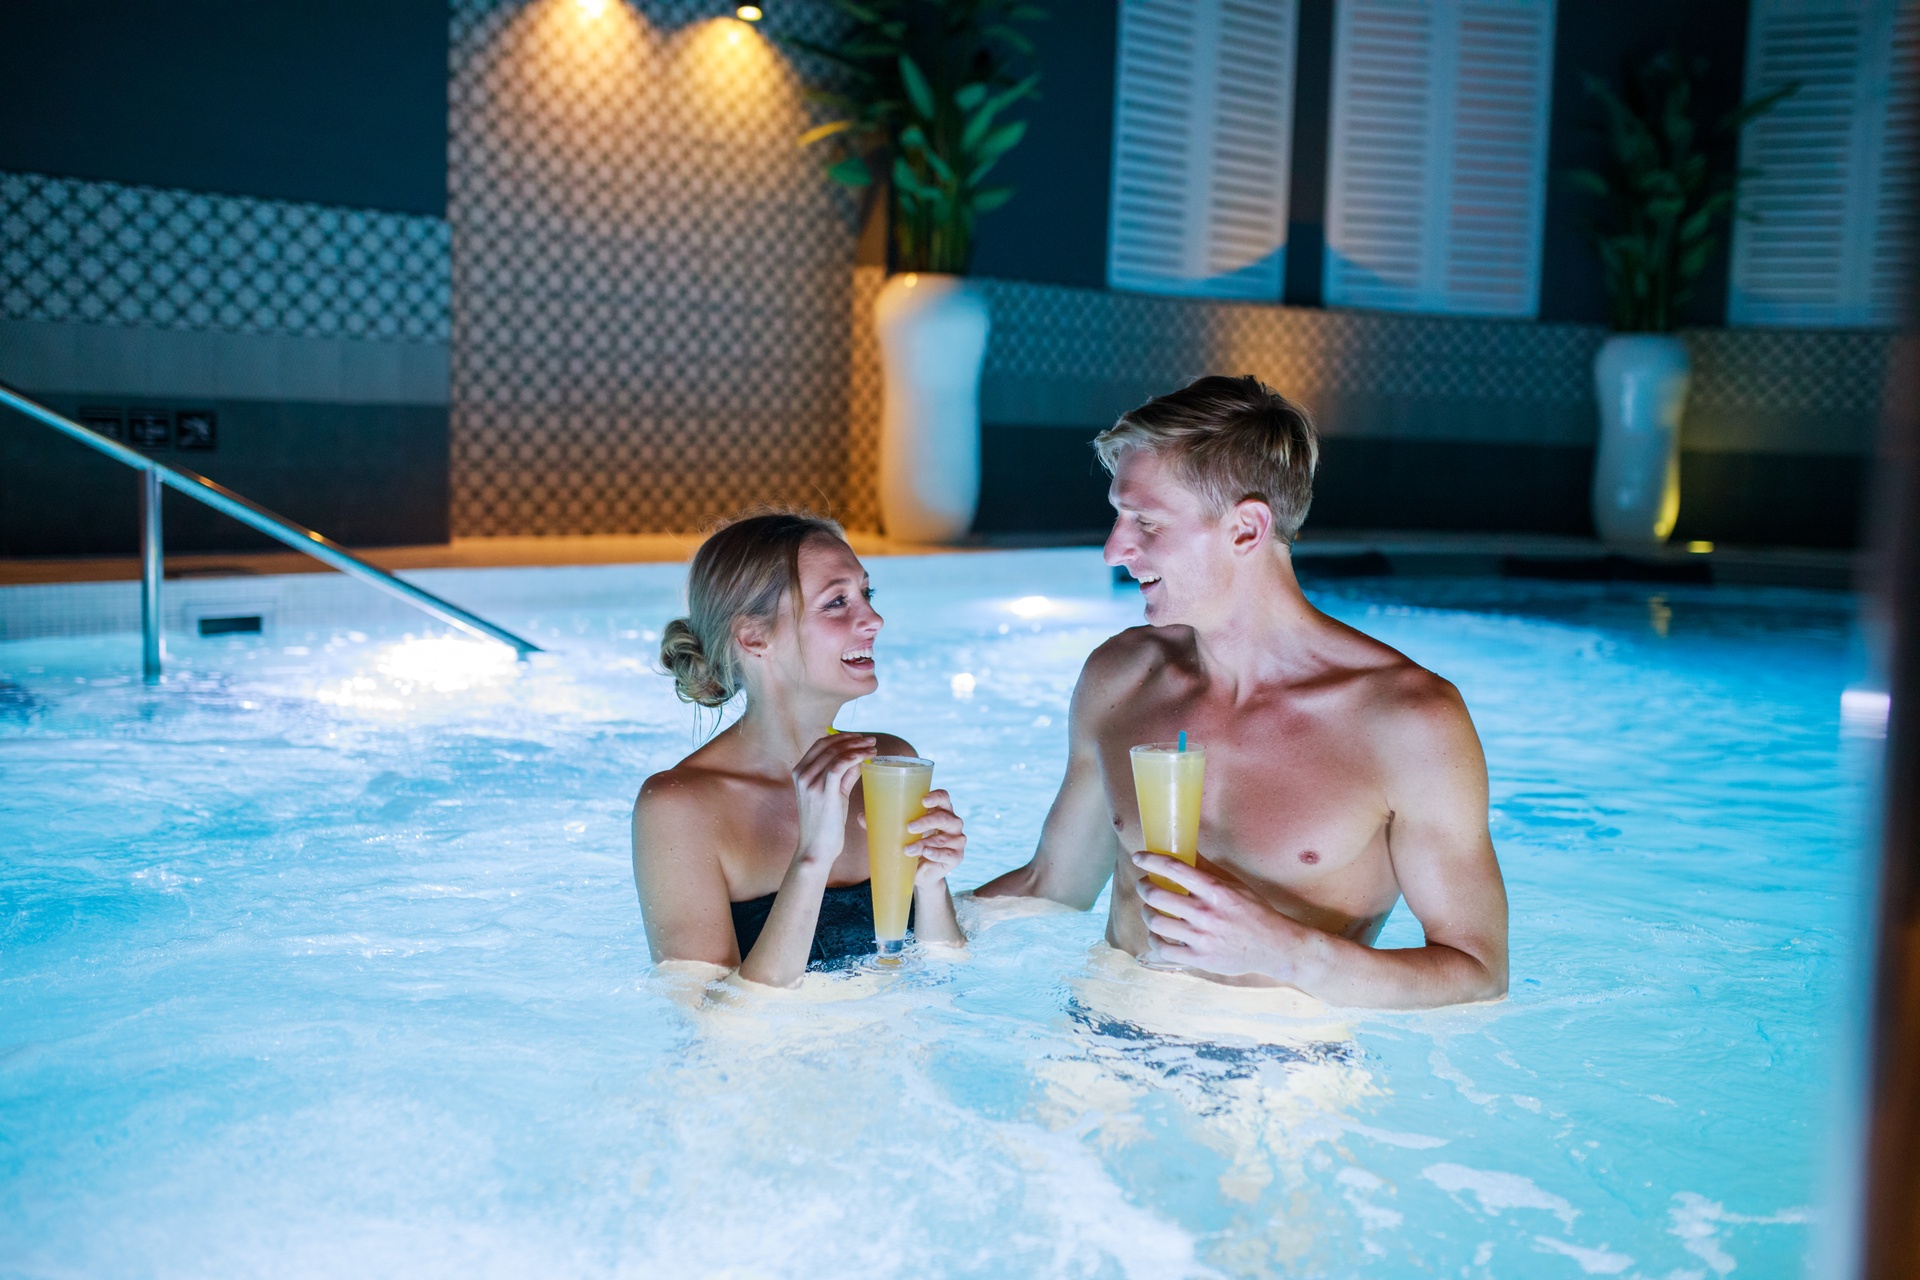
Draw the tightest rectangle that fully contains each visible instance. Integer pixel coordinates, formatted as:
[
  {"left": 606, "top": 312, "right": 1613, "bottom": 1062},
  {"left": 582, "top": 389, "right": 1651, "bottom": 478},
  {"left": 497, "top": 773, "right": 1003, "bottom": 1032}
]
[
  {"left": 0, "top": 171, "right": 449, "bottom": 342},
  {"left": 973, "top": 281, "right": 1608, "bottom": 406},
  {"left": 844, "top": 265, "right": 885, "bottom": 532},
  {"left": 448, "top": 0, "right": 862, "bottom": 537},
  {"left": 842, "top": 277, "right": 1891, "bottom": 529}
]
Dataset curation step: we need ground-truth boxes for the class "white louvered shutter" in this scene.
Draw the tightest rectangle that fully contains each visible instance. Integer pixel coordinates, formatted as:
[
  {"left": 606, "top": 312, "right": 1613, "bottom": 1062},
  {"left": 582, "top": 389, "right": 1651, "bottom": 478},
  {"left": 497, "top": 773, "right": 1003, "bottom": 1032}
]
[
  {"left": 1729, "top": 0, "right": 1918, "bottom": 328},
  {"left": 1108, "top": 0, "right": 1299, "bottom": 300},
  {"left": 1323, "top": 0, "right": 1557, "bottom": 316}
]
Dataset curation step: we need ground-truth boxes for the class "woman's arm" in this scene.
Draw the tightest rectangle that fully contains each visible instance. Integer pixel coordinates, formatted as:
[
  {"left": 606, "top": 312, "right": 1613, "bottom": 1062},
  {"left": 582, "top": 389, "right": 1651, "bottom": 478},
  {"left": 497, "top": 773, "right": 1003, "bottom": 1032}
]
[
  {"left": 908, "top": 788, "right": 967, "bottom": 946},
  {"left": 632, "top": 773, "right": 741, "bottom": 968},
  {"left": 737, "top": 732, "right": 878, "bottom": 987}
]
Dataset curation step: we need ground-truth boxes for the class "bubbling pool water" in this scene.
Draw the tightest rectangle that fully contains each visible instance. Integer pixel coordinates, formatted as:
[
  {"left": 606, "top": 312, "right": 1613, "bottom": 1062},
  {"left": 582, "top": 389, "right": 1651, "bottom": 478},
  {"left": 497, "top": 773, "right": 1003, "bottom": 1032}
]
[{"left": 0, "top": 551, "right": 1870, "bottom": 1278}]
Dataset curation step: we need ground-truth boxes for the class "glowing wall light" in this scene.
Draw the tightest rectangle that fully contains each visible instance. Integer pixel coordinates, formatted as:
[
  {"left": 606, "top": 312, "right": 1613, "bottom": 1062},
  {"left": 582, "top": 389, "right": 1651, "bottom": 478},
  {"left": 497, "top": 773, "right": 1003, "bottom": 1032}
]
[
  {"left": 736, "top": 4, "right": 764, "bottom": 19},
  {"left": 578, "top": 0, "right": 607, "bottom": 16}
]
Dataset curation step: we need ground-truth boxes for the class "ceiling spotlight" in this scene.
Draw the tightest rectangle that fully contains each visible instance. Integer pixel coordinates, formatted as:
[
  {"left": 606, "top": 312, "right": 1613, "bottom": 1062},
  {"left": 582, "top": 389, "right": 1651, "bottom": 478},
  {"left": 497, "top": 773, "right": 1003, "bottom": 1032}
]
[{"left": 736, "top": 4, "right": 763, "bottom": 19}]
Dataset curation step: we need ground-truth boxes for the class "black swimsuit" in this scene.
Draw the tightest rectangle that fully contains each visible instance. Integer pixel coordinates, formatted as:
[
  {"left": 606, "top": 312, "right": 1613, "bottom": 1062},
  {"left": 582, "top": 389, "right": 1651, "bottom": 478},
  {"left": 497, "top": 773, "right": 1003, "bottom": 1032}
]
[{"left": 729, "top": 881, "right": 911, "bottom": 967}]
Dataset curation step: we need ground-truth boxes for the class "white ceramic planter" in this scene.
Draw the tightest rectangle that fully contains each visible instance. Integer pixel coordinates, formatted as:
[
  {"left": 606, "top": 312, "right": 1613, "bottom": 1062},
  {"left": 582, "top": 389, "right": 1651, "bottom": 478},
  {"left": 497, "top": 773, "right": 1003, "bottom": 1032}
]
[
  {"left": 1591, "top": 333, "right": 1689, "bottom": 549},
  {"left": 873, "top": 272, "right": 989, "bottom": 543}
]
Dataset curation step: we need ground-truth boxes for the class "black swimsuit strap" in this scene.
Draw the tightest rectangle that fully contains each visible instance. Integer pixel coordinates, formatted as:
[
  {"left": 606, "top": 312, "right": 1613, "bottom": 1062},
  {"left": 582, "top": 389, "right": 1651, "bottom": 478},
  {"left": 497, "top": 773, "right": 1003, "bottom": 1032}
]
[{"left": 729, "top": 881, "right": 911, "bottom": 967}]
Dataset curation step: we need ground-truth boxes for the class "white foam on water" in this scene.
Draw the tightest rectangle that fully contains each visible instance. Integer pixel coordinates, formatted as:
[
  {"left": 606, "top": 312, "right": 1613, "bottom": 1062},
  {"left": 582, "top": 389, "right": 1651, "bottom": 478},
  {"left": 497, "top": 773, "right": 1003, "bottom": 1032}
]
[
  {"left": 1534, "top": 1234, "right": 1635, "bottom": 1275},
  {"left": 1422, "top": 1163, "right": 1578, "bottom": 1230},
  {"left": 1667, "top": 1192, "right": 1813, "bottom": 1277}
]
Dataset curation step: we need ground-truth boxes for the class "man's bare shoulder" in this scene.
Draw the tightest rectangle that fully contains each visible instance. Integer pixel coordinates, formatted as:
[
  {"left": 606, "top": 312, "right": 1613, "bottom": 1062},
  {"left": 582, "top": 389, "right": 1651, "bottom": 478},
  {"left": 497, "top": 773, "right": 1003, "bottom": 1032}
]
[
  {"left": 1079, "top": 624, "right": 1191, "bottom": 694},
  {"left": 1317, "top": 621, "right": 1475, "bottom": 743},
  {"left": 1346, "top": 654, "right": 1482, "bottom": 782}
]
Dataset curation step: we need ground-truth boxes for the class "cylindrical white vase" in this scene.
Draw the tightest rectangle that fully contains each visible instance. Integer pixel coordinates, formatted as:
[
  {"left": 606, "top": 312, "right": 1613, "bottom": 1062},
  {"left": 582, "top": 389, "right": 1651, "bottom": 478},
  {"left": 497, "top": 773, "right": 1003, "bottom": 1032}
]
[
  {"left": 1591, "top": 333, "right": 1689, "bottom": 549},
  {"left": 873, "top": 272, "right": 989, "bottom": 544}
]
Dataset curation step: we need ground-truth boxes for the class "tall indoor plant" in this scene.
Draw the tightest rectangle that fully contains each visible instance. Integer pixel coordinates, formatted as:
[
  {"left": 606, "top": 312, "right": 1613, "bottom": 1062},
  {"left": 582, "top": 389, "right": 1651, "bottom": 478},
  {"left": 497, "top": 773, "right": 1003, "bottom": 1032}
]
[
  {"left": 787, "top": 1, "right": 1044, "bottom": 542},
  {"left": 1564, "top": 49, "right": 1792, "bottom": 549}
]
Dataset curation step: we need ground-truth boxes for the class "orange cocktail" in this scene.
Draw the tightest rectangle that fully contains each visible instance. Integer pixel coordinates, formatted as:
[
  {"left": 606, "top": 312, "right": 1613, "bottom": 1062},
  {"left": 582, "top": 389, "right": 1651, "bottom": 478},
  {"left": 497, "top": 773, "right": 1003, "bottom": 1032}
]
[
  {"left": 860, "top": 755, "right": 933, "bottom": 957},
  {"left": 1130, "top": 742, "right": 1205, "bottom": 894}
]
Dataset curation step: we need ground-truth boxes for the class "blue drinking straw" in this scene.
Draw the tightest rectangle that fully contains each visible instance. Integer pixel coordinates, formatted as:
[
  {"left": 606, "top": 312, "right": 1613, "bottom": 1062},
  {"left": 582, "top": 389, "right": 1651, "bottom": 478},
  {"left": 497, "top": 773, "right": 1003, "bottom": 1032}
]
[{"left": 1177, "top": 730, "right": 1187, "bottom": 752}]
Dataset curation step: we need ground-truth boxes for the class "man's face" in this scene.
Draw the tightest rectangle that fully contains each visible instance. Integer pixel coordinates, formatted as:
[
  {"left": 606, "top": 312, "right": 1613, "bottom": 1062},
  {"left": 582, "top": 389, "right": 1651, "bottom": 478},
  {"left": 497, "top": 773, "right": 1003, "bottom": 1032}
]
[{"left": 1101, "top": 450, "right": 1233, "bottom": 628}]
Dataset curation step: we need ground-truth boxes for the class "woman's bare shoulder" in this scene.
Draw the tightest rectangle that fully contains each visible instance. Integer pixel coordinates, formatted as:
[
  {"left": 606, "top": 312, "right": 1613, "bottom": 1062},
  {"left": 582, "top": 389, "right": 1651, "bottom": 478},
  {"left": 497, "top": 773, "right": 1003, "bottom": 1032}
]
[{"left": 633, "top": 757, "right": 749, "bottom": 838}]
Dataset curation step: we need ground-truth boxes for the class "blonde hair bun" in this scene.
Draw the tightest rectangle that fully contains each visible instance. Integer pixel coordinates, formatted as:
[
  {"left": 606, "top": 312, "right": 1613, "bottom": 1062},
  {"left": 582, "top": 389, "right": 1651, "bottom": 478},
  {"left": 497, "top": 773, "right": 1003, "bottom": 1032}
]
[
  {"left": 659, "top": 617, "right": 729, "bottom": 707},
  {"left": 657, "top": 510, "right": 848, "bottom": 708}
]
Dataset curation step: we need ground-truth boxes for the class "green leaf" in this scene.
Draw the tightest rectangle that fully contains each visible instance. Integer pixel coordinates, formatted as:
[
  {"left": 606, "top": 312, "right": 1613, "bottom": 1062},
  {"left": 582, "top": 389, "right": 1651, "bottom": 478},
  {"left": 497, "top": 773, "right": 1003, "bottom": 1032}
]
[
  {"left": 972, "top": 185, "right": 1015, "bottom": 212},
  {"left": 828, "top": 155, "right": 874, "bottom": 187},
  {"left": 892, "top": 156, "right": 937, "bottom": 200},
  {"left": 798, "top": 120, "right": 856, "bottom": 148},
  {"left": 1718, "top": 79, "right": 1798, "bottom": 134},
  {"left": 955, "top": 82, "right": 988, "bottom": 111},
  {"left": 1560, "top": 168, "right": 1610, "bottom": 198},
  {"left": 969, "top": 120, "right": 1027, "bottom": 176},
  {"left": 827, "top": 0, "right": 885, "bottom": 22},
  {"left": 1677, "top": 237, "right": 1715, "bottom": 284},
  {"left": 899, "top": 54, "right": 937, "bottom": 121},
  {"left": 781, "top": 37, "right": 880, "bottom": 77},
  {"left": 984, "top": 23, "right": 1035, "bottom": 54}
]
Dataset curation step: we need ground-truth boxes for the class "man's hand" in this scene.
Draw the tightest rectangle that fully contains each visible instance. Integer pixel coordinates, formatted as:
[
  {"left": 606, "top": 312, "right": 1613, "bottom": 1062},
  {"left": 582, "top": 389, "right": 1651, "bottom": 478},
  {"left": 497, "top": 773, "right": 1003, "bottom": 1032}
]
[{"left": 1132, "top": 852, "right": 1323, "bottom": 982}]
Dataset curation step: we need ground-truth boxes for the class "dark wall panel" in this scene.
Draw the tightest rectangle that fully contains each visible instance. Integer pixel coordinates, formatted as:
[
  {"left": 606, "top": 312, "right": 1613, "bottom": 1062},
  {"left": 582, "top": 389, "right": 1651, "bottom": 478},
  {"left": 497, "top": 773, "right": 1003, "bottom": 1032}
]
[
  {"left": 974, "top": 426, "right": 1871, "bottom": 550},
  {"left": 1283, "top": 0, "right": 1335, "bottom": 307},
  {"left": 975, "top": 423, "right": 1112, "bottom": 534},
  {"left": 1, "top": 396, "right": 450, "bottom": 555},
  {"left": 1537, "top": 0, "right": 1751, "bottom": 325},
  {"left": 968, "top": 1, "right": 1118, "bottom": 290},
  {"left": 1672, "top": 451, "right": 1870, "bottom": 549},
  {"left": 1310, "top": 438, "right": 1598, "bottom": 535},
  {"left": 0, "top": 0, "right": 448, "bottom": 215}
]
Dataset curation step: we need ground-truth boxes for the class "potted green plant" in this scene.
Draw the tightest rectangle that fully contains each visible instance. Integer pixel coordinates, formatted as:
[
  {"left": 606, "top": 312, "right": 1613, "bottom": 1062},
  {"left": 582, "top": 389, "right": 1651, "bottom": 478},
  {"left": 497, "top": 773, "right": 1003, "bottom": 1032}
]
[
  {"left": 1563, "top": 48, "right": 1793, "bottom": 549},
  {"left": 785, "top": 0, "right": 1044, "bottom": 542}
]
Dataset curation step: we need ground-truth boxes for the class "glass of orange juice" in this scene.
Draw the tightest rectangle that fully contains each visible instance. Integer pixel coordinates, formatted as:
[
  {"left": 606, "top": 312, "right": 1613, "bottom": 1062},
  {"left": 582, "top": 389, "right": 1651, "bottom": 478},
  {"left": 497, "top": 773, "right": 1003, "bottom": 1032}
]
[
  {"left": 860, "top": 755, "right": 933, "bottom": 958},
  {"left": 1130, "top": 742, "right": 1204, "bottom": 895}
]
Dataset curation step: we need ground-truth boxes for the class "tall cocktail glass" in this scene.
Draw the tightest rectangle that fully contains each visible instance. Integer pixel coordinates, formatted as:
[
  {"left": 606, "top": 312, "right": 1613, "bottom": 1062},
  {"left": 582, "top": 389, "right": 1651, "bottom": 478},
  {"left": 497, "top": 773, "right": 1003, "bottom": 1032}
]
[
  {"left": 860, "top": 755, "right": 934, "bottom": 958},
  {"left": 1130, "top": 742, "right": 1205, "bottom": 894}
]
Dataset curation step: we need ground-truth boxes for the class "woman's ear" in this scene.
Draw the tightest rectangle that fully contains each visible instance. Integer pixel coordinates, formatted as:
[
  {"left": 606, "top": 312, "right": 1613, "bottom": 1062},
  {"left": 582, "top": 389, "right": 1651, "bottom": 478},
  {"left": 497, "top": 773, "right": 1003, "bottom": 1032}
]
[{"left": 734, "top": 617, "right": 771, "bottom": 660}]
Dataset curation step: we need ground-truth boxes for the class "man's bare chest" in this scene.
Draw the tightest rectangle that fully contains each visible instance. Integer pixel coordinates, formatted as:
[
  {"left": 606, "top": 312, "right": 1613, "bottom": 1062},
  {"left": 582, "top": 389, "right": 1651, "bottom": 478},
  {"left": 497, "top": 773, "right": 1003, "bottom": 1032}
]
[{"left": 1095, "top": 694, "right": 1399, "bottom": 919}]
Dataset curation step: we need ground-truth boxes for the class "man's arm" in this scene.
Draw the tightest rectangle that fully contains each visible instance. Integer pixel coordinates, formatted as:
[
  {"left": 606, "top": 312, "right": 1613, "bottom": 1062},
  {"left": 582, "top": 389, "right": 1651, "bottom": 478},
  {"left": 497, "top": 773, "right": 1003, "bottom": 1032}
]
[
  {"left": 1136, "top": 678, "right": 1508, "bottom": 1008},
  {"left": 973, "top": 658, "right": 1122, "bottom": 910}
]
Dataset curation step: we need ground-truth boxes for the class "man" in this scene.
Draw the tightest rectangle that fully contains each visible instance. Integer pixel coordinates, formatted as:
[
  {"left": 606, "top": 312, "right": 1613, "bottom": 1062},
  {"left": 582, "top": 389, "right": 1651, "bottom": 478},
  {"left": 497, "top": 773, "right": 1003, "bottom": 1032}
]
[{"left": 975, "top": 375, "right": 1508, "bottom": 1009}]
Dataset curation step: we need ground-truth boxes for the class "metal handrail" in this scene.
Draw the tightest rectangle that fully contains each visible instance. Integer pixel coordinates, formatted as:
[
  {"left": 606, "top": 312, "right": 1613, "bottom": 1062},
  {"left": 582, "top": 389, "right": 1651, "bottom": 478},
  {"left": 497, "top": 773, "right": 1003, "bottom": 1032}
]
[{"left": 1, "top": 380, "right": 541, "bottom": 680}]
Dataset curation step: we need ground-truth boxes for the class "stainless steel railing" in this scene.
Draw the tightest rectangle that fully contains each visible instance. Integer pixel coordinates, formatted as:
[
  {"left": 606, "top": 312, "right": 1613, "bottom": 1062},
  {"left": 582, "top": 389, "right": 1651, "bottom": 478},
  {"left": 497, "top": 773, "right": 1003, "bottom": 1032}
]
[{"left": 1, "top": 380, "right": 541, "bottom": 680}]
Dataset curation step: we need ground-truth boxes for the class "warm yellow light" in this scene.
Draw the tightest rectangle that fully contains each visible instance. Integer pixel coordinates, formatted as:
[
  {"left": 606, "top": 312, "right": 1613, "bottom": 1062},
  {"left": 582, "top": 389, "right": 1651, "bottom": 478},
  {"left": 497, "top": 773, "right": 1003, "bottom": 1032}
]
[
  {"left": 578, "top": 0, "right": 606, "bottom": 16},
  {"left": 1687, "top": 540, "right": 1714, "bottom": 554},
  {"left": 736, "top": 4, "right": 763, "bottom": 19}
]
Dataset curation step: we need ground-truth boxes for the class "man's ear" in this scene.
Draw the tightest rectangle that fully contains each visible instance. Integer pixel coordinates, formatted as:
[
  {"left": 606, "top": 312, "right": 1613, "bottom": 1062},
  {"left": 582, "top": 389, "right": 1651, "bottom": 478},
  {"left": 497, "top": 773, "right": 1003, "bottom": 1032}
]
[{"left": 1227, "top": 498, "right": 1274, "bottom": 555}]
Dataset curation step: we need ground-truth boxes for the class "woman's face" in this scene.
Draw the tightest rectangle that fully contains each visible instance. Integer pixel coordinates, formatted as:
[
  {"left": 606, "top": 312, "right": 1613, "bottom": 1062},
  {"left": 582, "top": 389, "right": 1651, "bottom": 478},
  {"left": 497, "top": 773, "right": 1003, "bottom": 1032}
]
[{"left": 758, "top": 537, "right": 882, "bottom": 701}]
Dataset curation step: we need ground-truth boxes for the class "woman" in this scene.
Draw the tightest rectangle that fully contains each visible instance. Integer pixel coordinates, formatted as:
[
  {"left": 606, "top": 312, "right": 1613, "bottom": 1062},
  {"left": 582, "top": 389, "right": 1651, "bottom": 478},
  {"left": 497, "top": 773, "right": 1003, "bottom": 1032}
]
[{"left": 632, "top": 512, "right": 966, "bottom": 987}]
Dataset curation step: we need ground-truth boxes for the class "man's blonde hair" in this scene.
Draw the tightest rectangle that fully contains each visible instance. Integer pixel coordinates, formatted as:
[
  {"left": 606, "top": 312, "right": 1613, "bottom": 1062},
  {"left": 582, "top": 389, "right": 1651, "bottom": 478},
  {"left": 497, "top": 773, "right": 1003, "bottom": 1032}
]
[{"left": 1093, "top": 375, "right": 1320, "bottom": 543}]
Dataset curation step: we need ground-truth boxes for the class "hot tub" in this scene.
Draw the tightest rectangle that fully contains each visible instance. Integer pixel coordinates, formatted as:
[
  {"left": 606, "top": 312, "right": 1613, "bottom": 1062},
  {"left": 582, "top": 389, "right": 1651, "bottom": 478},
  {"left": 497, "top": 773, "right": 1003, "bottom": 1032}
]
[{"left": 0, "top": 549, "right": 1870, "bottom": 1277}]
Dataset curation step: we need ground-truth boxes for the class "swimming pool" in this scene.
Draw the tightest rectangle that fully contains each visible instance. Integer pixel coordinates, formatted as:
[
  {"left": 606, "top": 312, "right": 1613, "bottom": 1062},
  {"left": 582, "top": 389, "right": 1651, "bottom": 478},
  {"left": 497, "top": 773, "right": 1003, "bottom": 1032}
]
[{"left": 0, "top": 550, "right": 1872, "bottom": 1278}]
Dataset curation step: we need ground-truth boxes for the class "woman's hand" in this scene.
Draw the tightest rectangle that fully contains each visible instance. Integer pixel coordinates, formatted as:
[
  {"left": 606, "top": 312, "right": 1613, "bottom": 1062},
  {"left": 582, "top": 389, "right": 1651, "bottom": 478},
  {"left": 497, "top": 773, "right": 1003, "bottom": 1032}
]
[
  {"left": 791, "top": 733, "right": 876, "bottom": 869},
  {"left": 908, "top": 789, "right": 966, "bottom": 888}
]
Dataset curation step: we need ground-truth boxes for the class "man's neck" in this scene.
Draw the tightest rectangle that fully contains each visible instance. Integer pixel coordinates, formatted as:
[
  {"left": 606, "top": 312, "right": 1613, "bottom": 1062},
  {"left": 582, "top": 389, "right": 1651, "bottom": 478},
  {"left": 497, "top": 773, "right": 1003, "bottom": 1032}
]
[{"left": 1186, "top": 550, "right": 1330, "bottom": 700}]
